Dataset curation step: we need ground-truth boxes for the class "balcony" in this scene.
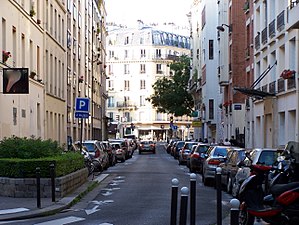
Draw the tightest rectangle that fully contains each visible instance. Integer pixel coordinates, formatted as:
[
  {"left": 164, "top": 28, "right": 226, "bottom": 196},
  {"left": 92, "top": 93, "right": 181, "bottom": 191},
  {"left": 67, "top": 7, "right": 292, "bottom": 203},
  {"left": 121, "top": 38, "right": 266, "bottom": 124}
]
[
  {"left": 287, "top": 0, "right": 299, "bottom": 29},
  {"left": 269, "top": 19, "right": 276, "bottom": 38},
  {"left": 277, "top": 10, "right": 285, "bottom": 32},
  {"left": 116, "top": 101, "right": 137, "bottom": 110},
  {"left": 255, "top": 33, "right": 261, "bottom": 50},
  {"left": 261, "top": 27, "right": 267, "bottom": 44}
]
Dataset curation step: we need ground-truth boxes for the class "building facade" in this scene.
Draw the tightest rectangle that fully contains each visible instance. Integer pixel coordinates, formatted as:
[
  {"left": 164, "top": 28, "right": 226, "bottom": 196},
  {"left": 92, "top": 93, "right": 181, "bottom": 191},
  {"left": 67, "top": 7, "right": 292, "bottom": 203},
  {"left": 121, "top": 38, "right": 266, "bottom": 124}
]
[
  {"left": 0, "top": 0, "right": 107, "bottom": 146},
  {"left": 106, "top": 22, "right": 192, "bottom": 140}
]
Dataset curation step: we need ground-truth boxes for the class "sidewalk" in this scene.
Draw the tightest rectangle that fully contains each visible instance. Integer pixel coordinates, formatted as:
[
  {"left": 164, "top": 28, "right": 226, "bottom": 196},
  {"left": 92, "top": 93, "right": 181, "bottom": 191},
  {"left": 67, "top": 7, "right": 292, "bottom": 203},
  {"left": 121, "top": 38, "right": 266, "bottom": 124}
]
[{"left": 0, "top": 174, "right": 109, "bottom": 221}]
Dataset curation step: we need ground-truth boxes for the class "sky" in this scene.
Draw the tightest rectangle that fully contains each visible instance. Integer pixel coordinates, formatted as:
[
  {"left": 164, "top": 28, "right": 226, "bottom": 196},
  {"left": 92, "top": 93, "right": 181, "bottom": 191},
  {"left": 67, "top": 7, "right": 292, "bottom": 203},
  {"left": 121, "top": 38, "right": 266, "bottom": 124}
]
[{"left": 105, "top": 0, "right": 192, "bottom": 27}]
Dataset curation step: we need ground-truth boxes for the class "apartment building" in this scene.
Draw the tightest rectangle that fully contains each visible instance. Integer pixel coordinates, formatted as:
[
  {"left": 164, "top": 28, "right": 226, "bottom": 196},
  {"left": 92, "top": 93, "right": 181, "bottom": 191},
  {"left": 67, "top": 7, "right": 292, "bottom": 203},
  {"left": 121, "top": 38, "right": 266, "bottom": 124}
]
[
  {"left": 106, "top": 22, "right": 191, "bottom": 140},
  {"left": 248, "top": 0, "right": 299, "bottom": 147},
  {"left": 217, "top": 0, "right": 247, "bottom": 146},
  {"left": 0, "top": 0, "right": 107, "bottom": 146},
  {"left": 189, "top": 0, "right": 222, "bottom": 143},
  {"left": 66, "top": 0, "right": 107, "bottom": 142},
  {"left": 0, "top": 0, "right": 47, "bottom": 140}
]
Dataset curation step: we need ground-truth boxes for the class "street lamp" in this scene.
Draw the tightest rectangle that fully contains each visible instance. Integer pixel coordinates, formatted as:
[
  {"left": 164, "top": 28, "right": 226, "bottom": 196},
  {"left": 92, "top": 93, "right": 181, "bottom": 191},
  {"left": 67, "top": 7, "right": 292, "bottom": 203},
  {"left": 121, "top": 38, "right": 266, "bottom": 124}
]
[{"left": 216, "top": 24, "right": 232, "bottom": 32}]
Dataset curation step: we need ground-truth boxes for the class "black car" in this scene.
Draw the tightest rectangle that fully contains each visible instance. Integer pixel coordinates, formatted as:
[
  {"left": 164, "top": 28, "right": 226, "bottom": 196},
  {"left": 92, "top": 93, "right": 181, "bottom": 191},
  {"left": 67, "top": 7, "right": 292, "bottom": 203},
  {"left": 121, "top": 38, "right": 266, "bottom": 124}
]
[{"left": 219, "top": 148, "right": 246, "bottom": 193}]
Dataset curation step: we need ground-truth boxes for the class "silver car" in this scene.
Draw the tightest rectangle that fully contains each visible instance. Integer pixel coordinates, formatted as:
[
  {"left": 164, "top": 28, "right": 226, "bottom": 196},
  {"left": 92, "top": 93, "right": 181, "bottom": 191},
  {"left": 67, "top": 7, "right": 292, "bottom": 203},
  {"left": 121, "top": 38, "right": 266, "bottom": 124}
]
[{"left": 202, "top": 145, "right": 233, "bottom": 186}]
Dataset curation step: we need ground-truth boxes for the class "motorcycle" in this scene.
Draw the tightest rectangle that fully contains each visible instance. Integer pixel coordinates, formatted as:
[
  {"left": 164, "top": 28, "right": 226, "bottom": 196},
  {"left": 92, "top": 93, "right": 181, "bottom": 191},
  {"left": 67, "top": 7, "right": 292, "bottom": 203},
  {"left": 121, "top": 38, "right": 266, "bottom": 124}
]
[{"left": 238, "top": 141, "right": 299, "bottom": 225}]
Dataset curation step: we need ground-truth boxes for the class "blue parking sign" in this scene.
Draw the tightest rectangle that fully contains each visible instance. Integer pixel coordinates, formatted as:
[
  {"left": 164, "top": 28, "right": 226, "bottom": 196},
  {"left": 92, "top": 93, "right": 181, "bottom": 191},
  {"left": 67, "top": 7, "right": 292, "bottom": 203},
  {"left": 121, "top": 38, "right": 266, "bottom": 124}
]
[{"left": 75, "top": 98, "right": 90, "bottom": 112}]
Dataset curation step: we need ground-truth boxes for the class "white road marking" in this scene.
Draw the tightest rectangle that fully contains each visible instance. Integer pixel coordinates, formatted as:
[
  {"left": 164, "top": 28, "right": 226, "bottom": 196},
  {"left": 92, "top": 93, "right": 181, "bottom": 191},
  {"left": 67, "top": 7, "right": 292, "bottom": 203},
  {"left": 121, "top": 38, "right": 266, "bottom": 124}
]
[
  {"left": 85, "top": 205, "right": 100, "bottom": 215},
  {"left": 0, "top": 208, "right": 29, "bottom": 215},
  {"left": 99, "top": 223, "right": 114, "bottom": 225},
  {"left": 34, "top": 216, "right": 85, "bottom": 225}
]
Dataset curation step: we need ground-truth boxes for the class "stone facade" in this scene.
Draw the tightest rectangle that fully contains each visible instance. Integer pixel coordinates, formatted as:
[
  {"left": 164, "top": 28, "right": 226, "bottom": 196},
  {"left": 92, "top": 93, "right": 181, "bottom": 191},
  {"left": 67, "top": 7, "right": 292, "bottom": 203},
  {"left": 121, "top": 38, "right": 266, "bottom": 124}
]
[{"left": 0, "top": 168, "right": 88, "bottom": 198}]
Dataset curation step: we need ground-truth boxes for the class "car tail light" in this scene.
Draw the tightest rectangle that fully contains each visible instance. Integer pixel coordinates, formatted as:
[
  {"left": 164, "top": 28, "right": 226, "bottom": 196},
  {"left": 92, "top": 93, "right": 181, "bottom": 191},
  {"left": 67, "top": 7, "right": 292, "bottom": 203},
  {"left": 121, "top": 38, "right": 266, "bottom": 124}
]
[
  {"left": 116, "top": 149, "right": 123, "bottom": 154},
  {"left": 208, "top": 159, "right": 221, "bottom": 165},
  {"left": 191, "top": 153, "right": 200, "bottom": 159},
  {"left": 95, "top": 150, "right": 100, "bottom": 158}
]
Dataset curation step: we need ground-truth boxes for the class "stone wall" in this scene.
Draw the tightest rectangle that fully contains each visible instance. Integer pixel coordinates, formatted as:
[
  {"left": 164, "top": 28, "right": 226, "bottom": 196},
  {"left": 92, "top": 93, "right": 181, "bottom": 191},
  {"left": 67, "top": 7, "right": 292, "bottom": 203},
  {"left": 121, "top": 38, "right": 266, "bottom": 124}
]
[{"left": 0, "top": 168, "right": 88, "bottom": 198}]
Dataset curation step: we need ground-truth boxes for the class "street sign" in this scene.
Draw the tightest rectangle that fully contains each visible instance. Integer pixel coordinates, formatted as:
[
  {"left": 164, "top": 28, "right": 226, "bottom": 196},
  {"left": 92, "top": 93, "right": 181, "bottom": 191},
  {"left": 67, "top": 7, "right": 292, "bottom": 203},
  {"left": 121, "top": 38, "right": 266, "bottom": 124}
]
[
  {"left": 75, "top": 112, "right": 90, "bottom": 119},
  {"left": 75, "top": 97, "right": 90, "bottom": 112}
]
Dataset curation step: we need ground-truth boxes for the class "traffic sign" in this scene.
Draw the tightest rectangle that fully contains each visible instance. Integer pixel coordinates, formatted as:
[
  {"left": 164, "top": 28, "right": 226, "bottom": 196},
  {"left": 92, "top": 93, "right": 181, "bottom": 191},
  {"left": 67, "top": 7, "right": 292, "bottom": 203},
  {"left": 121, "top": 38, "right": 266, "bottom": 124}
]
[
  {"left": 75, "top": 112, "right": 90, "bottom": 119},
  {"left": 75, "top": 98, "right": 90, "bottom": 112}
]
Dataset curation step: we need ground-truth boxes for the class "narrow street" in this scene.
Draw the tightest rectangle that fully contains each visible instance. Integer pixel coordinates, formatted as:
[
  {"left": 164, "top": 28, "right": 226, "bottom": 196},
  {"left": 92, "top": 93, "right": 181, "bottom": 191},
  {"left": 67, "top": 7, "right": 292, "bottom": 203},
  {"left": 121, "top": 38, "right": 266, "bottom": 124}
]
[{"left": 4, "top": 143, "right": 232, "bottom": 225}]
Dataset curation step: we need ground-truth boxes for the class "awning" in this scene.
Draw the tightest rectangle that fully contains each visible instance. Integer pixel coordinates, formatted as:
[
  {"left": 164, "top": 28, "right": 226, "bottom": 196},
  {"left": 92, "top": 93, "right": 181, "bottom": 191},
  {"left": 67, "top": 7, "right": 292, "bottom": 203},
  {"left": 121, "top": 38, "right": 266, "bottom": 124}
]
[{"left": 234, "top": 87, "right": 275, "bottom": 98}]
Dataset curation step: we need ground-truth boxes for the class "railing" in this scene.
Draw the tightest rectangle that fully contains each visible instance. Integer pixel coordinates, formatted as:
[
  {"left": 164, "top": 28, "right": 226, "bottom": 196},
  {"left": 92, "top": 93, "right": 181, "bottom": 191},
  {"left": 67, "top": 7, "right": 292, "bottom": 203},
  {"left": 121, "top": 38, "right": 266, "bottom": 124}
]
[
  {"left": 287, "top": 77, "right": 296, "bottom": 89},
  {"left": 255, "top": 33, "right": 261, "bottom": 50},
  {"left": 269, "top": 81, "right": 276, "bottom": 94},
  {"left": 116, "top": 101, "right": 137, "bottom": 108},
  {"left": 261, "top": 27, "right": 267, "bottom": 44},
  {"left": 269, "top": 19, "right": 275, "bottom": 38},
  {"left": 277, "top": 10, "right": 285, "bottom": 31}
]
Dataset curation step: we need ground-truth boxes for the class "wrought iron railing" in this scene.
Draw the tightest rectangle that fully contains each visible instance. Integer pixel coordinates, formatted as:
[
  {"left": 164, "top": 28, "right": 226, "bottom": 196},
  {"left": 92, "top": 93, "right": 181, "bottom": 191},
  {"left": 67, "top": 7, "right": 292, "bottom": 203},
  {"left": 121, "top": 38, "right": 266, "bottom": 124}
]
[
  {"left": 269, "top": 19, "right": 275, "bottom": 38},
  {"left": 277, "top": 10, "right": 285, "bottom": 31}
]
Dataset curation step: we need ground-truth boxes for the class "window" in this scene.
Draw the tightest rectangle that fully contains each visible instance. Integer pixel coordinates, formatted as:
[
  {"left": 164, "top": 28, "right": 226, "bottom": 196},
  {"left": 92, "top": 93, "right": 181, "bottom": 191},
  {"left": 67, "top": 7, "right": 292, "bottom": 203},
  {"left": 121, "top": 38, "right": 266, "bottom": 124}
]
[
  {"left": 156, "top": 49, "right": 161, "bottom": 58},
  {"left": 208, "top": 99, "right": 214, "bottom": 120},
  {"left": 209, "top": 40, "right": 214, "bottom": 60},
  {"left": 156, "top": 64, "right": 162, "bottom": 74},
  {"left": 124, "top": 36, "right": 129, "bottom": 45},
  {"left": 108, "top": 65, "right": 113, "bottom": 75},
  {"left": 13, "top": 107, "right": 17, "bottom": 125},
  {"left": 21, "top": 109, "right": 26, "bottom": 118},
  {"left": 140, "top": 64, "right": 146, "bottom": 73},
  {"left": 108, "top": 80, "right": 114, "bottom": 90},
  {"left": 124, "top": 64, "right": 130, "bottom": 74},
  {"left": 109, "top": 50, "right": 114, "bottom": 59},
  {"left": 124, "top": 50, "right": 128, "bottom": 58},
  {"left": 140, "top": 37, "right": 144, "bottom": 44},
  {"left": 108, "top": 96, "right": 115, "bottom": 107},
  {"left": 140, "top": 95, "right": 146, "bottom": 106},
  {"left": 124, "top": 80, "right": 130, "bottom": 91},
  {"left": 140, "top": 80, "right": 146, "bottom": 89},
  {"left": 141, "top": 49, "right": 146, "bottom": 58}
]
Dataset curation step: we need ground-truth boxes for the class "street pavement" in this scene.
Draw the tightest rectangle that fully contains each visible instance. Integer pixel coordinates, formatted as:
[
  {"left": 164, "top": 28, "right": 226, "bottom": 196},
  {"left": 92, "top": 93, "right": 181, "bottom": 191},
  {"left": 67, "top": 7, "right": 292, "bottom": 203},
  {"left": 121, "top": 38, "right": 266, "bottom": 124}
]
[{"left": 0, "top": 144, "right": 267, "bottom": 224}]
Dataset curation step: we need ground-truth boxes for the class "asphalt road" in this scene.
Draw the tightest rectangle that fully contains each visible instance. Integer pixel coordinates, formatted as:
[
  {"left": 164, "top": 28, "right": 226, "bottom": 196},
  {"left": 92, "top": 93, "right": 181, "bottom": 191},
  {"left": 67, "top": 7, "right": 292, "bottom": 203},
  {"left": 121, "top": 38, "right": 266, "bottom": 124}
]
[{"left": 6, "top": 142, "right": 232, "bottom": 225}]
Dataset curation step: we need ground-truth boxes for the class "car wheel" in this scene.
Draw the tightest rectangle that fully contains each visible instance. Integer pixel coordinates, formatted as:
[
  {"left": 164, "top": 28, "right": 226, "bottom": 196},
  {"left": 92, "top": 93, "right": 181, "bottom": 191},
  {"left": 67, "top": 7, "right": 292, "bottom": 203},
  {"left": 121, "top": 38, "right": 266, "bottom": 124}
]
[{"left": 226, "top": 176, "right": 232, "bottom": 194}]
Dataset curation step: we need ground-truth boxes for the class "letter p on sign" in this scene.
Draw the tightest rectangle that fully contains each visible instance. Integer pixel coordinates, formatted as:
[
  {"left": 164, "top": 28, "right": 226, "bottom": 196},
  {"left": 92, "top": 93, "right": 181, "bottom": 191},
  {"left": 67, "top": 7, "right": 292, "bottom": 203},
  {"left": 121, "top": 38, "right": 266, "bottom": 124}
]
[{"left": 75, "top": 98, "right": 90, "bottom": 112}]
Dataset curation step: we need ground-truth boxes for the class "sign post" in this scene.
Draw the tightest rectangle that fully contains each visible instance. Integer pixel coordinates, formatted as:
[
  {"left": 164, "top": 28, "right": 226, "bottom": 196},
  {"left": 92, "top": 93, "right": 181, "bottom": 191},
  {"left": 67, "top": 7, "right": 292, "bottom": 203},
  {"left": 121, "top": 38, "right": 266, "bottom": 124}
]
[{"left": 75, "top": 98, "right": 90, "bottom": 150}]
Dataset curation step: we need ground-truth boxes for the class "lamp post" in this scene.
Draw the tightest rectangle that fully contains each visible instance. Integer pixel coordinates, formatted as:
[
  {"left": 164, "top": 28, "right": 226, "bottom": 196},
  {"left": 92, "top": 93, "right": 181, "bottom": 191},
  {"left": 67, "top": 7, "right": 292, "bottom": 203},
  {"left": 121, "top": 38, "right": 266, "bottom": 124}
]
[{"left": 216, "top": 24, "right": 232, "bottom": 32}]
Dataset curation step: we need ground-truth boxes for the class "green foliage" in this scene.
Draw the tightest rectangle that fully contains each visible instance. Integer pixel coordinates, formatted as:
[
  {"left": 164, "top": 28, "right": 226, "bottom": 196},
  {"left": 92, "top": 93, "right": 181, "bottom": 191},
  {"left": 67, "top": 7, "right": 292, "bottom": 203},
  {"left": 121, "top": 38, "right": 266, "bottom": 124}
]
[
  {"left": 148, "top": 55, "right": 194, "bottom": 116},
  {"left": 0, "top": 136, "right": 84, "bottom": 178},
  {"left": 0, "top": 136, "right": 64, "bottom": 159},
  {"left": 0, "top": 152, "right": 84, "bottom": 178}
]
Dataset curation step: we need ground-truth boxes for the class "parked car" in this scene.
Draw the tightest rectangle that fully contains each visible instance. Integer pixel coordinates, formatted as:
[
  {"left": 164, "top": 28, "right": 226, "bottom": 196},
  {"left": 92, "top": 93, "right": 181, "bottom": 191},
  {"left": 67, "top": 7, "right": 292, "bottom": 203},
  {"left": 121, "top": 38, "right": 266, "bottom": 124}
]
[
  {"left": 231, "top": 148, "right": 281, "bottom": 198},
  {"left": 202, "top": 145, "right": 233, "bottom": 186},
  {"left": 172, "top": 141, "right": 185, "bottom": 159},
  {"left": 189, "top": 143, "right": 210, "bottom": 173},
  {"left": 178, "top": 141, "right": 198, "bottom": 165},
  {"left": 186, "top": 144, "right": 198, "bottom": 169},
  {"left": 109, "top": 138, "right": 133, "bottom": 159},
  {"left": 110, "top": 142, "right": 126, "bottom": 162},
  {"left": 102, "top": 141, "right": 116, "bottom": 166},
  {"left": 82, "top": 140, "right": 109, "bottom": 171},
  {"left": 166, "top": 140, "right": 176, "bottom": 154},
  {"left": 139, "top": 140, "right": 156, "bottom": 154},
  {"left": 219, "top": 147, "right": 246, "bottom": 194}
]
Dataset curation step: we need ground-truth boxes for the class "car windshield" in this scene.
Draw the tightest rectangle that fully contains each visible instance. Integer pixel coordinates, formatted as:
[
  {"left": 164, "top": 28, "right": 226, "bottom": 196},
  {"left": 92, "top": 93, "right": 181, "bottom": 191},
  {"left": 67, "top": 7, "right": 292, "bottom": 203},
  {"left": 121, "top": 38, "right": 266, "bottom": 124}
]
[
  {"left": 213, "top": 147, "right": 228, "bottom": 157},
  {"left": 197, "top": 145, "right": 209, "bottom": 153},
  {"left": 177, "top": 142, "right": 185, "bottom": 148},
  {"left": 258, "top": 151, "right": 278, "bottom": 166},
  {"left": 186, "top": 142, "right": 197, "bottom": 149},
  {"left": 141, "top": 141, "right": 153, "bottom": 145},
  {"left": 82, "top": 143, "right": 96, "bottom": 152},
  {"left": 111, "top": 143, "right": 121, "bottom": 149}
]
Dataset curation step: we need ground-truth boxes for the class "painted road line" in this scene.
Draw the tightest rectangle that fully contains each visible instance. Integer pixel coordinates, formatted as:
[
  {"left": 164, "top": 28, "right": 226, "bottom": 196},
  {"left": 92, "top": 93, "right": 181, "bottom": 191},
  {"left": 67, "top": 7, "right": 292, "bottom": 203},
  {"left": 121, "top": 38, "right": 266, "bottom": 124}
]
[
  {"left": 0, "top": 208, "right": 29, "bottom": 215},
  {"left": 34, "top": 216, "right": 85, "bottom": 225}
]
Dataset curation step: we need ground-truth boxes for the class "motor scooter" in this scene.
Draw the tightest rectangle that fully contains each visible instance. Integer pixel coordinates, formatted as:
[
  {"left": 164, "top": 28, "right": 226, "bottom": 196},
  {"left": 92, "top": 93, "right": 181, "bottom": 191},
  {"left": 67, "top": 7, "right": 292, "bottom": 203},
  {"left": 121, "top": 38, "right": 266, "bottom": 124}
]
[{"left": 238, "top": 141, "right": 299, "bottom": 225}]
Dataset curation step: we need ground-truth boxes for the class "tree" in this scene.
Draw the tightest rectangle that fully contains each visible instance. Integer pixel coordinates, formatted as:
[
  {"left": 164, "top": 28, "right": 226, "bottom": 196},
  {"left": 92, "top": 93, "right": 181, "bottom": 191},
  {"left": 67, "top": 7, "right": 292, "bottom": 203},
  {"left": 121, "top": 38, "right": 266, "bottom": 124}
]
[{"left": 147, "top": 55, "right": 194, "bottom": 116}]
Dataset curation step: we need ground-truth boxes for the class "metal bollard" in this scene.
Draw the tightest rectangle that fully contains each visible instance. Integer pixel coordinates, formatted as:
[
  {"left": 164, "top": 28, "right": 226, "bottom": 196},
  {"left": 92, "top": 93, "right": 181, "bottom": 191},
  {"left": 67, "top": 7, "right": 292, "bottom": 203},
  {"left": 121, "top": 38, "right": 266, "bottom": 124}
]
[
  {"left": 50, "top": 163, "right": 56, "bottom": 202},
  {"left": 216, "top": 167, "right": 222, "bottom": 225},
  {"left": 230, "top": 199, "right": 240, "bottom": 225},
  {"left": 170, "top": 178, "right": 179, "bottom": 225},
  {"left": 179, "top": 187, "right": 189, "bottom": 225},
  {"left": 36, "top": 167, "right": 41, "bottom": 208},
  {"left": 190, "top": 173, "right": 196, "bottom": 225}
]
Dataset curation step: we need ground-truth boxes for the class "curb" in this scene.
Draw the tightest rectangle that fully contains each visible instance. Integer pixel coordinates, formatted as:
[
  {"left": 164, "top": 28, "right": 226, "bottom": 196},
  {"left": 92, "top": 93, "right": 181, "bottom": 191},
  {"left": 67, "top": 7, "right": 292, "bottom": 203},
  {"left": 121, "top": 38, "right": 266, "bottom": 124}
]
[{"left": 0, "top": 174, "right": 109, "bottom": 221}]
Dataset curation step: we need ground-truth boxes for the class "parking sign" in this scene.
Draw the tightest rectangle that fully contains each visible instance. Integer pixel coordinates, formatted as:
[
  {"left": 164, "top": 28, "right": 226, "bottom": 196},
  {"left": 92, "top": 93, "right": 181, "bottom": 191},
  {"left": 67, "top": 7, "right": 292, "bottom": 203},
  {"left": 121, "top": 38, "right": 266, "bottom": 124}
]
[{"left": 75, "top": 98, "right": 90, "bottom": 112}]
